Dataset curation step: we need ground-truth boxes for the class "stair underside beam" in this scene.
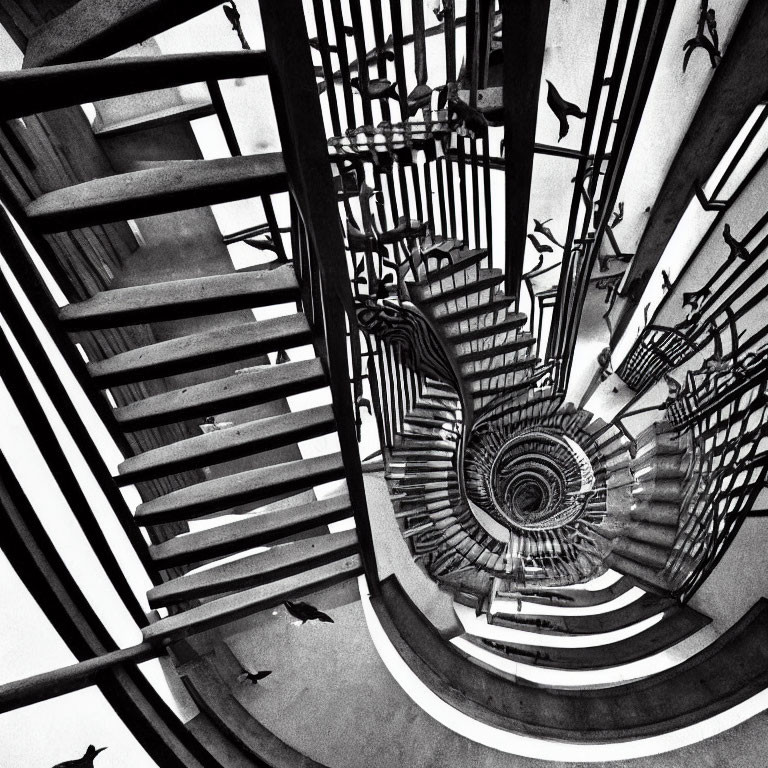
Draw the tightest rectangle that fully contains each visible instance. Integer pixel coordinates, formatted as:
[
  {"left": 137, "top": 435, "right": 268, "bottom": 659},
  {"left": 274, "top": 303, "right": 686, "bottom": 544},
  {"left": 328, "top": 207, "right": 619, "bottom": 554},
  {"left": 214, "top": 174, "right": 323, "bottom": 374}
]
[
  {"left": 147, "top": 529, "right": 359, "bottom": 607},
  {"left": 142, "top": 556, "right": 363, "bottom": 643},
  {"left": 1, "top": 50, "right": 268, "bottom": 121},
  {"left": 149, "top": 493, "right": 353, "bottom": 568},
  {"left": 23, "top": 0, "right": 227, "bottom": 68},
  {"left": 25, "top": 154, "right": 287, "bottom": 232},
  {"left": 113, "top": 358, "right": 327, "bottom": 430},
  {"left": 59, "top": 267, "right": 300, "bottom": 330}
]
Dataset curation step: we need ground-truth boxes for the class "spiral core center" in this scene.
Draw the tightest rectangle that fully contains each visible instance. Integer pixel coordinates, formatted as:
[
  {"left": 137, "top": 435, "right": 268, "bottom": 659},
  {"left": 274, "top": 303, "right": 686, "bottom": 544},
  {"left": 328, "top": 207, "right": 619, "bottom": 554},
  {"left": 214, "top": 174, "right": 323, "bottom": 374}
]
[{"left": 469, "top": 428, "right": 595, "bottom": 531}]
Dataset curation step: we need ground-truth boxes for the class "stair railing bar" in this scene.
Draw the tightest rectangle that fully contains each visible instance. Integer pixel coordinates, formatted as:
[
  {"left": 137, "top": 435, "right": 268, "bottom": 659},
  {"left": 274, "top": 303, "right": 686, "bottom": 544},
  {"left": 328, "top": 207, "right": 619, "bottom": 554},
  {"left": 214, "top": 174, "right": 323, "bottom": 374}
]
[
  {"left": 0, "top": 239, "right": 158, "bottom": 584},
  {"left": 205, "top": 78, "right": 286, "bottom": 263},
  {"left": 0, "top": 454, "right": 226, "bottom": 767},
  {"left": 558, "top": 1, "right": 676, "bottom": 391},
  {"left": 0, "top": 329, "right": 149, "bottom": 626},
  {"left": 545, "top": 0, "right": 619, "bottom": 365}
]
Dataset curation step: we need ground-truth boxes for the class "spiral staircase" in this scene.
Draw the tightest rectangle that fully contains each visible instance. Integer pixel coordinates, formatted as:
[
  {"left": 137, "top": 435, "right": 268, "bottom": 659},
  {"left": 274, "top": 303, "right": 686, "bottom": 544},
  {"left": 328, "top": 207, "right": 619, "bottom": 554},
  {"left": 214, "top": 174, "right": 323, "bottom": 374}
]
[{"left": 2, "top": 1, "right": 768, "bottom": 767}]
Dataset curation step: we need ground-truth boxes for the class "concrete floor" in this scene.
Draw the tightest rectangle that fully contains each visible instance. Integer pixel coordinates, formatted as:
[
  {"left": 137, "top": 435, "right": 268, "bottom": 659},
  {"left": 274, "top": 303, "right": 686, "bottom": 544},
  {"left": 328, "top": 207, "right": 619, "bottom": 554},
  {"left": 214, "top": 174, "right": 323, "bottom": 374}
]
[{"left": 210, "top": 579, "right": 768, "bottom": 768}]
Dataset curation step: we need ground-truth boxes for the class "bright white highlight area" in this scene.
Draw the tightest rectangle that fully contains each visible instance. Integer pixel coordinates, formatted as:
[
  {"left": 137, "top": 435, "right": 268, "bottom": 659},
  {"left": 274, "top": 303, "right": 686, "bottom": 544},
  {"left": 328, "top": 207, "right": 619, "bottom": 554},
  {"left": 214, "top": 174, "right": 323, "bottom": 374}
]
[
  {"left": 358, "top": 576, "right": 768, "bottom": 762},
  {"left": 454, "top": 602, "right": 664, "bottom": 648},
  {"left": 491, "top": 586, "right": 645, "bottom": 617}
]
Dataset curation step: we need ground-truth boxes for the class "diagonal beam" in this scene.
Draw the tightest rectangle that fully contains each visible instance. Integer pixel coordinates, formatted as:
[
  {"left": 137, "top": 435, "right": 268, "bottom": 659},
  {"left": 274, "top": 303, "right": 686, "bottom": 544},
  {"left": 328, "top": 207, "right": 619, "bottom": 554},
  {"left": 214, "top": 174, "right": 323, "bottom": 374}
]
[
  {"left": 500, "top": 0, "right": 550, "bottom": 298},
  {"left": 612, "top": 0, "right": 768, "bottom": 346}
]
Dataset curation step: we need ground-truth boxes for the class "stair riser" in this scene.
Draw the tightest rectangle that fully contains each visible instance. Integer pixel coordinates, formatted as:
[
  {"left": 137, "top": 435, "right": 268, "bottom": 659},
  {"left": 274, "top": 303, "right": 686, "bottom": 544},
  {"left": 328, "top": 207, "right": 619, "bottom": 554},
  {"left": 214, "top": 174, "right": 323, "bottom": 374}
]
[
  {"left": 114, "top": 368, "right": 327, "bottom": 431},
  {"left": 60, "top": 286, "right": 299, "bottom": 331},
  {"left": 148, "top": 542, "right": 359, "bottom": 608},
  {"left": 116, "top": 411, "right": 335, "bottom": 485},
  {"left": 135, "top": 463, "right": 347, "bottom": 526}
]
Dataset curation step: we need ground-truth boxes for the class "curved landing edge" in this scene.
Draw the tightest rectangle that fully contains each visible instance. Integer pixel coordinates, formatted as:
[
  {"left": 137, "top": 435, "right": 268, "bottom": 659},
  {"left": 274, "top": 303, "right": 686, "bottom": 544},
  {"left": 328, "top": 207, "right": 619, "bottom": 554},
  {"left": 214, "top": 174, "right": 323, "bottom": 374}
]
[
  {"left": 363, "top": 575, "right": 768, "bottom": 758},
  {"left": 466, "top": 602, "right": 712, "bottom": 670}
]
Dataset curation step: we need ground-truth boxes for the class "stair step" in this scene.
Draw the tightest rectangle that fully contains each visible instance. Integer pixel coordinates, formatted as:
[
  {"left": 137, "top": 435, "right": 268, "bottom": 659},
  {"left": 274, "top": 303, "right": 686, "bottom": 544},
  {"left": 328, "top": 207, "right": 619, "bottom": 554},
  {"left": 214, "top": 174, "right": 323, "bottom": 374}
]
[
  {"left": 149, "top": 492, "right": 353, "bottom": 568},
  {"left": 89, "top": 313, "right": 311, "bottom": 387},
  {"left": 23, "top": 0, "right": 226, "bottom": 67},
  {"left": 116, "top": 404, "right": 335, "bottom": 485},
  {"left": 59, "top": 267, "right": 299, "bottom": 330},
  {"left": 455, "top": 334, "right": 535, "bottom": 364},
  {"left": 134, "top": 452, "right": 346, "bottom": 526},
  {"left": 612, "top": 537, "right": 670, "bottom": 570},
  {"left": 465, "top": 355, "right": 538, "bottom": 381},
  {"left": 25, "top": 154, "right": 287, "bottom": 232},
  {"left": 94, "top": 100, "right": 216, "bottom": 138},
  {"left": 418, "top": 248, "right": 487, "bottom": 284},
  {"left": 113, "top": 358, "right": 325, "bottom": 431},
  {"left": 417, "top": 269, "right": 504, "bottom": 305},
  {"left": 147, "top": 529, "right": 358, "bottom": 607},
  {"left": 432, "top": 293, "right": 514, "bottom": 324},
  {"left": 444, "top": 312, "right": 528, "bottom": 342},
  {"left": 142, "top": 555, "right": 363, "bottom": 643},
  {"left": 3, "top": 50, "right": 266, "bottom": 119}
]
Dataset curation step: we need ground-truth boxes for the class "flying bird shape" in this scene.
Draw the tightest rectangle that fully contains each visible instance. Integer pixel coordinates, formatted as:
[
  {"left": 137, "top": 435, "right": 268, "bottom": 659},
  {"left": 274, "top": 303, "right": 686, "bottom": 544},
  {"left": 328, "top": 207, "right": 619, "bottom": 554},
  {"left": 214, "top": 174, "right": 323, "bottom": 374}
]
[
  {"left": 238, "top": 668, "right": 272, "bottom": 685},
  {"left": 527, "top": 234, "right": 554, "bottom": 254},
  {"left": 533, "top": 218, "right": 563, "bottom": 248},
  {"left": 546, "top": 80, "right": 586, "bottom": 141},
  {"left": 52, "top": 745, "right": 107, "bottom": 768}
]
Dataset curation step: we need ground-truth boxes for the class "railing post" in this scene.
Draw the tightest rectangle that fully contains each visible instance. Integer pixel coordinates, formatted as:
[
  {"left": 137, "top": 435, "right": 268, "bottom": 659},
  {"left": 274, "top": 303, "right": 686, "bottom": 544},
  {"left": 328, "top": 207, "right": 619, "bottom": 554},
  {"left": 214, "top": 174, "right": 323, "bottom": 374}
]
[{"left": 259, "top": 0, "right": 380, "bottom": 596}]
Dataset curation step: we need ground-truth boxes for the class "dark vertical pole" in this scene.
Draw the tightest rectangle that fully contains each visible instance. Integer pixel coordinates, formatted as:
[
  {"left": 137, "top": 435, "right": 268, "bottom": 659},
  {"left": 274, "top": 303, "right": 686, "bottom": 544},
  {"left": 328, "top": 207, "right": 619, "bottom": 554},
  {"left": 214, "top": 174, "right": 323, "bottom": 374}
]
[
  {"left": 500, "top": 0, "right": 550, "bottom": 298},
  {"left": 260, "top": 0, "right": 380, "bottom": 596},
  {"left": 310, "top": 0, "right": 342, "bottom": 137}
]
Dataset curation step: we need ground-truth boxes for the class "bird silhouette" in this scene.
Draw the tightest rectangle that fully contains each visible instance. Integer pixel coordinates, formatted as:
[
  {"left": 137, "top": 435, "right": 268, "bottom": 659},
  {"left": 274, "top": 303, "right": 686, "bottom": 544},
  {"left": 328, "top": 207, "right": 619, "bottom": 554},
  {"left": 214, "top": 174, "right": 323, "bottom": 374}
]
[
  {"left": 445, "top": 83, "right": 488, "bottom": 137},
  {"left": 284, "top": 600, "right": 334, "bottom": 624},
  {"left": 527, "top": 234, "right": 554, "bottom": 254},
  {"left": 682, "top": 287, "right": 710, "bottom": 310},
  {"left": 664, "top": 373, "right": 682, "bottom": 403},
  {"left": 52, "top": 745, "right": 107, "bottom": 768},
  {"left": 522, "top": 254, "right": 545, "bottom": 278},
  {"left": 609, "top": 201, "right": 624, "bottom": 229},
  {"left": 238, "top": 668, "right": 272, "bottom": 685},
  {"left": 223, "top": 2, "right": 250, "bottom": 50},
  {"left": 533, "top": 218, "right": 563, "bottom": 248},
  {"left": 350, "top": 77, "right": 399, "bottom": 102},
  {"left": 723, "top": 223, "right": 750, "bottom": 261},
  {"left": 275, "top": 349, "right": 290, "bottom": 364},
  {"left": 545, "top": 80, "right": 586, "bottom": 141},
  {"left": 682, "top": 1, "right": 720, "bottom": 72},
  {"left": 661, "top": 270, "right": 673, "bottom": 293}
]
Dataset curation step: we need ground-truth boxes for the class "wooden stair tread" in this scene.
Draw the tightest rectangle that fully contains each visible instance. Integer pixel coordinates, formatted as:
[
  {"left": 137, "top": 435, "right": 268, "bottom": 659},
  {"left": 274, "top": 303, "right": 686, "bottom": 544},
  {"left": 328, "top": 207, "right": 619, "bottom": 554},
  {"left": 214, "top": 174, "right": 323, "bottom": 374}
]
[
  {"left": 116, "top": 404, "right": 336, "bottom": 485},
  {"left": 444, "top": 312, "right": 528, "bottom": 341},
  {"left": 147, "top": 529, "right": 358, "bottom": 607},
  {"left": 134, "top": 451, "right": 346, "bottom": 525},
  {"left": 455, "top": 334, "right": 535, "bottom": 363},
  {"left": 143, "top": 555, "right": 363, "bottom": 643},
  {"left": 113, "top": 358, "right": 325, "bottom": 430},
  {"left": 417, "top": 269, "right": 504, "bottom": 305},
  {"left": 3, "top": 50, "right": 266, "bottom": 119},
  {"left": 23, "top": 0, "right": 226, "bottom": 68},
  {"left": 419, "top": 248, "right": 487, "bottom": 284},
  {"left": 375, "top": 578, "right": 768, "bottom": 740},
  {"left": 94, "top": 100, "right": 216, "bottom": 138},
  {"left": 88, "top": 312, "right": 311, "bottom": 387},
  {"left": 59, "top": 267, "right": 299, "bottom": 329},
  {"left": 149, "top": 492, "right": 353, "bottom": 568},
  {"left": 466, "top": 355, "right": 539, "bottom": 381},
  {"left": 432, "top": 294, "right": 514, "bottom": 323},
  {"left": 25, "top": 154, "right": 287, "bottom": 232}
]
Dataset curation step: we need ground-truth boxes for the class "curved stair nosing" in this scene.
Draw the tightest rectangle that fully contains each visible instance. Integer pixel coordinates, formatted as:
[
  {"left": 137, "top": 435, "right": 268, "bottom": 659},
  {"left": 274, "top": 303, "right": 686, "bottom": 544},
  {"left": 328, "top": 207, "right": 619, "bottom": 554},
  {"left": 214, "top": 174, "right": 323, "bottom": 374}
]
[{"left": 373, "top": 576, "right": 768, "bottom": 742}]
